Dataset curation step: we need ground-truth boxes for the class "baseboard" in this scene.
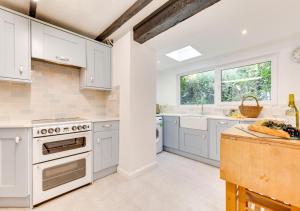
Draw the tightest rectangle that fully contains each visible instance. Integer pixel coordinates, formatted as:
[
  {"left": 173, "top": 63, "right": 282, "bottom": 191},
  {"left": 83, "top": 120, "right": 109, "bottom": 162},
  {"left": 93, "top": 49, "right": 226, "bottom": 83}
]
[
  {"left": 0, "top": 196, "right": 30, "bottom": 208},
  {"left": 93, "top": 165, "right": 118, "bottom": 181},
  {"left": 117, "top": 161, "right": 158, "bottom": 179},
  {"left": 164, "top": 147, "right": 220, "bottom": 168}
]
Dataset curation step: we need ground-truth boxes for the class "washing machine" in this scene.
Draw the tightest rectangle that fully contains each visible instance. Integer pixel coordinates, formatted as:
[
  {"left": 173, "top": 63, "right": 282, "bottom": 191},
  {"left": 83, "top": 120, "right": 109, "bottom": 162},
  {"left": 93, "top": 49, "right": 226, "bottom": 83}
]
[{"left": 156, "top": 116, "right": 163, "bottom": 153}]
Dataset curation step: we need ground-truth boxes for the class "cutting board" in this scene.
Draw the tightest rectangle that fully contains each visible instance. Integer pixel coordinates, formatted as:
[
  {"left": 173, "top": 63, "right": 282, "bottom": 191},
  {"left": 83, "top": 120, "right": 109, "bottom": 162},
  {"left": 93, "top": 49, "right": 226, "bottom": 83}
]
[{"left": 235, "top": 124, "right": 287, "bottom": 139}]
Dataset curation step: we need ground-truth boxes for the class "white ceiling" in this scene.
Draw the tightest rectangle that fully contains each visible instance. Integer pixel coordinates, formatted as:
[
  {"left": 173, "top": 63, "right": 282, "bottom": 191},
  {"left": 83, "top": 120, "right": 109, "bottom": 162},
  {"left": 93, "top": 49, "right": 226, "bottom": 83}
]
[
  {"left": 0, "top": 0, "right": 29, "bottom": 13},
  {"left": 35, "top": 0, "right": 137, "bottom": 38},
  {"left": 144, "top": 0, "right": 300, "bottom": 71},
  {"left": 1, "top": 0, "right": 300, "bottom": 71},
  {"left": 0, "top": 0, "right": 168, "bottom": 39}
]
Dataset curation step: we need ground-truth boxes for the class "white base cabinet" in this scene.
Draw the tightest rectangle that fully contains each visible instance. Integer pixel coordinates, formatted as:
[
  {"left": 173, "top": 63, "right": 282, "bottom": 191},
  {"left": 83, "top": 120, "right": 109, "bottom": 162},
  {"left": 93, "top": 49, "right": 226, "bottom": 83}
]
[
  {"left": 208, "top": 119, "right": 239, "bottom": 161},
  {"left": 163, "top": 116, "right": 179, "bottom": 149},
  {"left": 93, "top": 121, "right": 119, "bottom": 180},
  {"left": 0, "top": 9, "right": 30, "bottom": 82},
  {"left": 0, "top": 128, "right": 31, "bottom": 198},
  {"left": 179, "top": 128, "right": 208, "bottom": 158}
]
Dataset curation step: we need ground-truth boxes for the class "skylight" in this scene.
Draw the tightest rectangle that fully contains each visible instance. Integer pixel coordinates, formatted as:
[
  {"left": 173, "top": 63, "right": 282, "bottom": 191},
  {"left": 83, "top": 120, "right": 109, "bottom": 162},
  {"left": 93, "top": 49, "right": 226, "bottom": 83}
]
[{"left": 166, "top": 46, "right": 202, "bottom": 62}]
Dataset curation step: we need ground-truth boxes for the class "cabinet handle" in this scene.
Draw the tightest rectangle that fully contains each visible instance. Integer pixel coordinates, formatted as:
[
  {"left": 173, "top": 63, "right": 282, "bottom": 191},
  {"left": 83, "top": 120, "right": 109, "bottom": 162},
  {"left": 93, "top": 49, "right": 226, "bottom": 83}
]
[
  {"left": 102, "top": 124, "right": 112, "bottom": 128},
  {"left": 97, "top": 138, "right": 100, "bottom": 144},
  {"left": 0, "top": 137, "right": 21, "bottom": 143},
  {"left": 15, "top": 136, "right": 21, "bottom": 144},
  {"left": 90, "top": 76, "right": 94, "bottom": 82},
  {"left": 173, "top": 120, "right": 177, "bottom": 124},
  {"left": 55, "top": 56, "right": 69, "bottom": 62},
  {"left": 219, "top": 121, "right": 227, "bottom": 125},
  {"left": 19, "top": 65, "right": 24, "bottom": 75}
]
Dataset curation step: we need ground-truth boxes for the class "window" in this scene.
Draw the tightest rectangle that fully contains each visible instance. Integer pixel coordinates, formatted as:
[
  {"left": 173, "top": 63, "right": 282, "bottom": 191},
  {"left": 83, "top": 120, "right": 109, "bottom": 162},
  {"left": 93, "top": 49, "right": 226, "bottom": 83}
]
[
  {"left": 221, "top": 61, "right": 271, "bottom": 102},
  {"left": 180, "top": 70, "right": 214, "bottom": 105},
  {"left": 178, "top": 56, "right": 276, "bottom": 105}
]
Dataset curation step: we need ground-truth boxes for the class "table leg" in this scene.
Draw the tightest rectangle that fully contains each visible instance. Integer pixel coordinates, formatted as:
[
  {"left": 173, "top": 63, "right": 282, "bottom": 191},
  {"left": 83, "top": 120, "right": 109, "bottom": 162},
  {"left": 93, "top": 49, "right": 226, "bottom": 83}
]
[
  {"left": 226, "top": 182, "right": 237, "bottom": 211},
  {"left": 238, "top": 186, "right": 246, "bottom": 211}
]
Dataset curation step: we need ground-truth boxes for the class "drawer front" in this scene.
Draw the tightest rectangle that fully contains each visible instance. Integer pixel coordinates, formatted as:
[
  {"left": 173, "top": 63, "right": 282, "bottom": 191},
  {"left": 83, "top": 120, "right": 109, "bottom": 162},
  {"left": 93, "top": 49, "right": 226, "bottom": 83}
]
[
  {"left": 93, "top": 121, "right": 119, "bottom": 132},
  {"left": 215, "top": 119, "right": 239, "bottom": 127}
]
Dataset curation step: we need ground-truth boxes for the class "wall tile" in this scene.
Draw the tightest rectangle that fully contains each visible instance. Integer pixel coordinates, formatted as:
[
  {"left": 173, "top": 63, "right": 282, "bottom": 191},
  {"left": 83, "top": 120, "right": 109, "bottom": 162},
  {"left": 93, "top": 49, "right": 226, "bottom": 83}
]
[{"left": 0, "top": 60, "right": 119, "bottom": 121}]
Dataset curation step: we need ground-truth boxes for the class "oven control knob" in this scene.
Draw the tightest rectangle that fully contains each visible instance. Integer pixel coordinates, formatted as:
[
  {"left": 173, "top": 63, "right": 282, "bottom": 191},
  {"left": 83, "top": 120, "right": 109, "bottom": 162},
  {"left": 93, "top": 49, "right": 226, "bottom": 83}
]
[
  {"left": 72, "top": 126, "right": 77, "bottom": 131},
  {"left": 41, "top": 129, "right": 47, "bottom": 134},
  {"left": 48, "top": 128, "right": 54, "bottom": 134},
  {"left": 82, "top": 125, "right": 87, "bottom": 130},
  {"left": 55, "top": 127, "right": 60, "bottom": 133}
]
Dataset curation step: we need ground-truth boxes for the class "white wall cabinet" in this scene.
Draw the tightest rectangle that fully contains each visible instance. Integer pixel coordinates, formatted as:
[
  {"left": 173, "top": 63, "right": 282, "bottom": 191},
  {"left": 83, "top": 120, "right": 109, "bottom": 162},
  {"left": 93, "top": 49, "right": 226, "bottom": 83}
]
[
  {"left": 0, "top": 9, "right": 30, "bottom": 82},
  {"left": 0, "top": 128, "right": 30, "bottom": 198},
  {"left": 81, "top": 40, "right": 111, "bottom": 90},
  {"left": 31, "top": 21, "right": 86, "bottom": 68}
]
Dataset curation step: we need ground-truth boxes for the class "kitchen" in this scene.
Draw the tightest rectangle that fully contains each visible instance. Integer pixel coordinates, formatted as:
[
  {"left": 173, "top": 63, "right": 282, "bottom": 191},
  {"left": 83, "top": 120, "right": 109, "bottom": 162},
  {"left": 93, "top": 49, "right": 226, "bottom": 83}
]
[{"left": 0, "top": 0, "right": 300, "bottom": 211}]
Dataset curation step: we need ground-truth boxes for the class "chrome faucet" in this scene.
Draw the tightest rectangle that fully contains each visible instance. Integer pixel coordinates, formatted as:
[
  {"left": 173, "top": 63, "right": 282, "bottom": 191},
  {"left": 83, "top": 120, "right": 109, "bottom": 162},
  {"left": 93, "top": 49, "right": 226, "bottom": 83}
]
[{"left": 200, "top": 104, "right": 204, "bottom": 115}]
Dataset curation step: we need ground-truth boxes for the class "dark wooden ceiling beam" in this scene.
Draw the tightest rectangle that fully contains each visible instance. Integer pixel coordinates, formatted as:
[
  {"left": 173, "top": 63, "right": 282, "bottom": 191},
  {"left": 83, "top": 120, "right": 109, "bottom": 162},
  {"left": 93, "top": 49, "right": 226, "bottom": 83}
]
[
  {"left": 96, "top": 0, "right": 153, "bottom": 41},
  {"left": 29, "top": 0, "right": 37, "bottom": 18},
  {"left": 133, "top": 0, "right": 221, "bottom": 44}
]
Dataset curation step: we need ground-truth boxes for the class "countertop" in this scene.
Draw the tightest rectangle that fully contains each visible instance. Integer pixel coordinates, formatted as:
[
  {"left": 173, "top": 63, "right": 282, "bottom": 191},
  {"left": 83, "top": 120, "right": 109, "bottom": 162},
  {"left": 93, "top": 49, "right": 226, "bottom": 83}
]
[
  {"left": 0, "top": 120, "right": 33, "bottom": 128},
  {"left": 157, "top": 113, "right": 259, "bottom": 121},
  {"left": 222, "top": 124, "right": 300, "bottom": 147},
  {"left": 91, "top": 117, "right": 120, "bottom": 122},
  {"left": 0, "top": 117, "right": 120, "bottom": 128}
]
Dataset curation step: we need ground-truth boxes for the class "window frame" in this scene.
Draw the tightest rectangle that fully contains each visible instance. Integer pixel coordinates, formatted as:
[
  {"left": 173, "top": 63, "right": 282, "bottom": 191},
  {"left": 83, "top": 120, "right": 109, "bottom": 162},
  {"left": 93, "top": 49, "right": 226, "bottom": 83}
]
[{"left": 177, "top": 54, "right": 278, "bottom": 106}]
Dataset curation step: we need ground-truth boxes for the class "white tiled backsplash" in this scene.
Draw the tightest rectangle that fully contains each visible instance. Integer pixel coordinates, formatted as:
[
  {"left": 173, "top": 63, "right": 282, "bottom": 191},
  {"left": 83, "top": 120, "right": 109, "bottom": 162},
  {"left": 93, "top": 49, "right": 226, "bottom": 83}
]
[{"left": 0, "top": 60, "right": 119, "bottom": 121}]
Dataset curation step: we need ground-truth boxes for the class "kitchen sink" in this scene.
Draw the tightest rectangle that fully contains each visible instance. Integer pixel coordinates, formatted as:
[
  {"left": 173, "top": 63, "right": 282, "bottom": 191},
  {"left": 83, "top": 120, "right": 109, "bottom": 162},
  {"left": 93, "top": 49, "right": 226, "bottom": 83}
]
[{"left": 180, "top": 115, "right": 208, "bottom": 130}]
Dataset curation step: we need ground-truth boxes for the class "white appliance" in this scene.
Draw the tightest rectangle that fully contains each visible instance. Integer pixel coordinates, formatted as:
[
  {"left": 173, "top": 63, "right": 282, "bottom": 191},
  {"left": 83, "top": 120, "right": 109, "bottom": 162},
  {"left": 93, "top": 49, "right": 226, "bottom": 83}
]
[
  {"left": 32, "top": 118, "right": 92, "bottom": 206},
  {"left": 156, "top": 116, "right": 163, "bottom": 153}
]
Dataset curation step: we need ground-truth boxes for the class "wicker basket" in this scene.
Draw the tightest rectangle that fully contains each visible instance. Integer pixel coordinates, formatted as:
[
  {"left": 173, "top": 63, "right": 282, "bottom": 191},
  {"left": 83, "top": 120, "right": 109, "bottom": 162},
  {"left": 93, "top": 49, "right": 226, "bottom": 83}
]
[{"left": 239, "top": 96, "right": 263, "bottom": 118}]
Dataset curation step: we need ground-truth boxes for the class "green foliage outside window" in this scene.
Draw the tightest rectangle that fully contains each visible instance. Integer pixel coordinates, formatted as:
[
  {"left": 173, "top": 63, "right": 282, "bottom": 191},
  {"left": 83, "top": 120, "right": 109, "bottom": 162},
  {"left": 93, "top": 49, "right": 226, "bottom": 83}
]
[
  {"left": 221, "top": 61, "right": 271, "bottom": 102},
  {"left": 180, "top": 71, "right": 214, "bottom": 105}
]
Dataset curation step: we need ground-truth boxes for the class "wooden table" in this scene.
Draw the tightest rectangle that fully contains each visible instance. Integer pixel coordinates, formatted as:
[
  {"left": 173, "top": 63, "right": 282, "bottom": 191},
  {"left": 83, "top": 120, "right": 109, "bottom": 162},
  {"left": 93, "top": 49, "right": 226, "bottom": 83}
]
[{"left": 220, "top": 125, "right": 300, "bottom": 211}]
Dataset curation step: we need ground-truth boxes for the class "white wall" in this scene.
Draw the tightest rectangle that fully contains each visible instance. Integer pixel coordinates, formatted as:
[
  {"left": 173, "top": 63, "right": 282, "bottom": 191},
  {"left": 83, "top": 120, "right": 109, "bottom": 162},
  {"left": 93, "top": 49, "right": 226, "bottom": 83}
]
[
  {"left": 112, "top": 31, "right": 157, "bottom": 177},
  {"left": 157, "top": 37, "right": 300, "bottom": 107}
]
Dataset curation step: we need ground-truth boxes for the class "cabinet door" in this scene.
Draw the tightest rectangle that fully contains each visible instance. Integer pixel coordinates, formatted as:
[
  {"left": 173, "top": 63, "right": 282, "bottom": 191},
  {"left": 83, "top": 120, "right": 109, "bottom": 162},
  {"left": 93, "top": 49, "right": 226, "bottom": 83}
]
[
  {"left": 94, "top": 131, "right": 119, "bottom": 172},
  {"left": 31, "top": 21, "right": 86, "bottom": 68},
  {"left": 179, "top": 128, "right": 208, "bottom": 157},
  {"left": 209, "top": 119, "right": 238, "bottom": 161},
  {"left": 0, "top": 129, "right": 29, "bottom": 197},
  {"left": 86, "top": 41, "right": 111, "bottom": 89},
  {"left": 0, "top": 10, "right": 30, "bottom": 81},
  {"left": 163, "top": 116, "right": 179, "bottom": 149}
]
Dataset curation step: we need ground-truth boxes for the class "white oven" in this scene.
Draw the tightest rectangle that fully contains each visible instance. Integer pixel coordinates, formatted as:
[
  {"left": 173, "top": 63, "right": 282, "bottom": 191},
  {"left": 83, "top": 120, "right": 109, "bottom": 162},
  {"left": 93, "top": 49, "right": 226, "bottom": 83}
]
[
  {"left": 32, "top": 152, "right": 92, "bottom": 205},
  {"left": 32, "top": 131, "right": 92, "bottom": 164},
  {"left": 32, "top": 119, "right": 93, "bottom": 206}
]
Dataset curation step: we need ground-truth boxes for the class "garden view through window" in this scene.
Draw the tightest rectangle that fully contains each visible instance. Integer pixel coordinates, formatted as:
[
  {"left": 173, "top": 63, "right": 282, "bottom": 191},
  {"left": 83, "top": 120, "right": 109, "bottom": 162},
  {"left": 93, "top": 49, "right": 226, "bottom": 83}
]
[
  {"left": 179, "top": 60, "right": 272, "bottom": 105},
  {"left": 221, "top": 61, "right": 271, "bottom": 102},
  {"left": 180, "top": 70, "right": 215, "bottom": 105}
]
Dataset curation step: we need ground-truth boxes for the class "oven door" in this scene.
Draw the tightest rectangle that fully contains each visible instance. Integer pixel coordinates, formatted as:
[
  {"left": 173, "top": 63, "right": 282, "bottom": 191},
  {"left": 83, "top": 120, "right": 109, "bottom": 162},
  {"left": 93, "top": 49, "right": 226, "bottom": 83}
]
[
  {"left": 32, "top": 152, "right": 92, "bottom": 205},
  {"left": 33, "top": 131, "right": 91, "bottom": 164}
]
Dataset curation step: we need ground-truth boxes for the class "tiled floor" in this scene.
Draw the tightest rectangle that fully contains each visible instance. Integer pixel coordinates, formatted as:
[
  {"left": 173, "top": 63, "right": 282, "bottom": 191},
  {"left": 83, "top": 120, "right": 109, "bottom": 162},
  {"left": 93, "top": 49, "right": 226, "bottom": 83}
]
[{"left": 1, "top": 152, "right": 225, "bottom": 211}]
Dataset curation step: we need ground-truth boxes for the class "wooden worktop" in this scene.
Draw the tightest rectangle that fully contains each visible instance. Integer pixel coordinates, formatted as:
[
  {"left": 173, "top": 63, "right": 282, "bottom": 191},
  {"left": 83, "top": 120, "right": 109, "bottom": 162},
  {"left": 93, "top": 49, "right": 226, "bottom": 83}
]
[
  {"left": 220, "top": 124, "right": 300, "bottom": 208},
  {"left": 222, "top": 125, "right": 300, "bottom": 148}
]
